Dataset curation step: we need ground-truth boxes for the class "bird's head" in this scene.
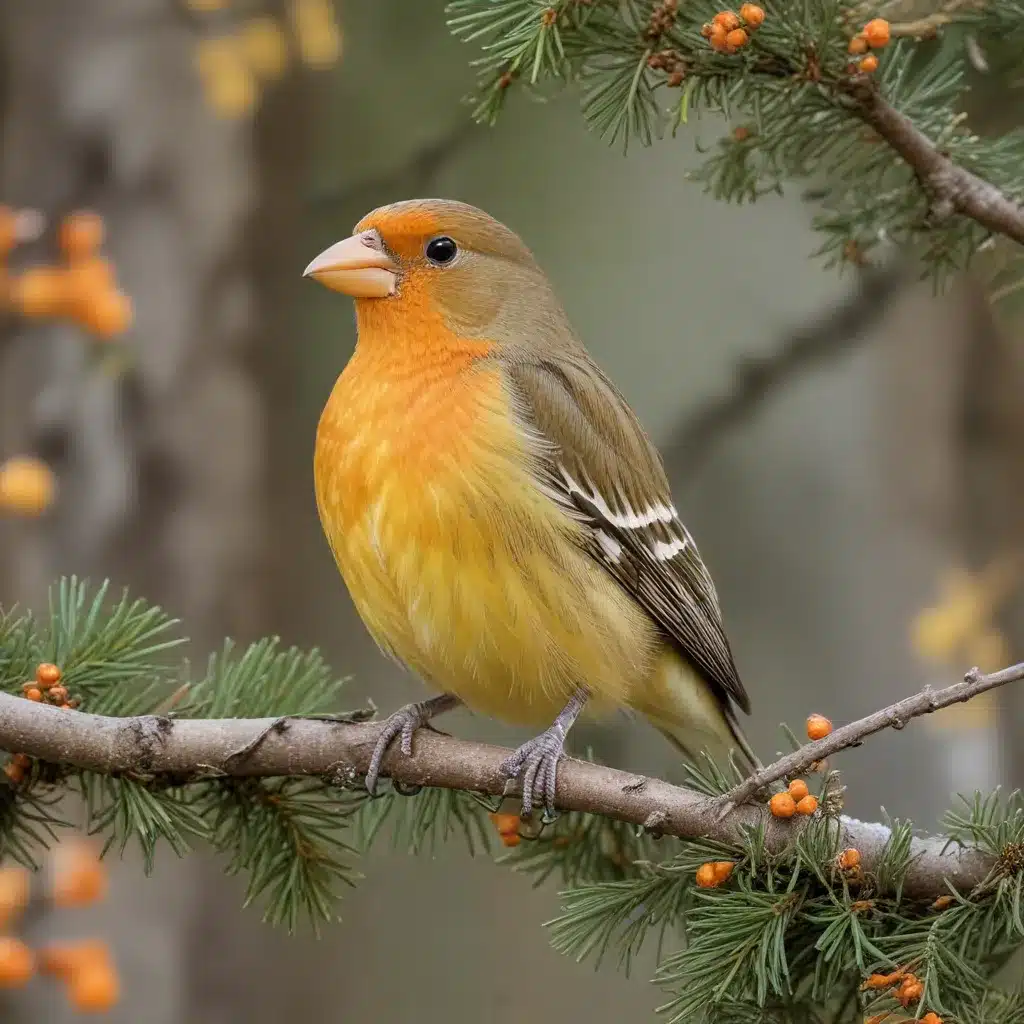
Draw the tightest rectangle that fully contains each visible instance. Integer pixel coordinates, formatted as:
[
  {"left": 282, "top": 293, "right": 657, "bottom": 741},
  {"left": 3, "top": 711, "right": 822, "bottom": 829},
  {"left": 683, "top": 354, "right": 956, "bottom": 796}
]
[{"left": 303, "top": 198, "right": 574, "bottom": 347}]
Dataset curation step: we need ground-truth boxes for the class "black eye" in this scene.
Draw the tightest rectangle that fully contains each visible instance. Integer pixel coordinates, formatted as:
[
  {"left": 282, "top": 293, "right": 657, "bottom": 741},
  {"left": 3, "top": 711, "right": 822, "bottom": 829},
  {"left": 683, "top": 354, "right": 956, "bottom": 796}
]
[{"left": 425, "top": 236, "right": 458, "bottom": 266}]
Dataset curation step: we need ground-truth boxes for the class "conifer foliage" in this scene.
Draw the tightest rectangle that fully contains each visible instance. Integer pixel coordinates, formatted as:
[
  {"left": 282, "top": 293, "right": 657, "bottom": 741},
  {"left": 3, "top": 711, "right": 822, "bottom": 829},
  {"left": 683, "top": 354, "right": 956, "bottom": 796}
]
[
  {"left": 1, "top": 579, "right": 1023, "bottom": 1022},
  {"left": 446, "top": 0, "right": 1024, "bottom": 294}
]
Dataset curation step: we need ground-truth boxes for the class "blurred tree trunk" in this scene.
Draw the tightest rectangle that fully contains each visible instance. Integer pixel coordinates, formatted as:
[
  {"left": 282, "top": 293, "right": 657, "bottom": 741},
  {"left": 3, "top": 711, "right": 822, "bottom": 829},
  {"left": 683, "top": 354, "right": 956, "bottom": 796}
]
[{"left": 0, "top": 1, "right": 314, "bottom": 1020}]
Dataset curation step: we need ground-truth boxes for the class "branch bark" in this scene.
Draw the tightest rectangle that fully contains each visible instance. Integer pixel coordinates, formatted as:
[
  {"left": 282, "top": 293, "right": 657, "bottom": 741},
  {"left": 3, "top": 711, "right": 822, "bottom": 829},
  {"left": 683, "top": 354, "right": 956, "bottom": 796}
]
[
  {"left": 846, "top": 80, "right": 1024, "bottom": 247},
  {"left": 0, "top": 684, "right": 1009, "bottom": 902}
]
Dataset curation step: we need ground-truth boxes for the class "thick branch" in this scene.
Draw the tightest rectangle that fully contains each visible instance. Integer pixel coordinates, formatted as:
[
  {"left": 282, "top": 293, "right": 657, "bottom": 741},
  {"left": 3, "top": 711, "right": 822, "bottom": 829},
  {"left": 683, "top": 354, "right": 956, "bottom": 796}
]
[
  {"left": 723, "top": 662, "right": 1024, "bottom": 808},
  {"left": 0, "top": 687, "right": 1005, "bottom": 901},
  {"left": 846, "top": 80, "right": 1024, "bottom": 247}
]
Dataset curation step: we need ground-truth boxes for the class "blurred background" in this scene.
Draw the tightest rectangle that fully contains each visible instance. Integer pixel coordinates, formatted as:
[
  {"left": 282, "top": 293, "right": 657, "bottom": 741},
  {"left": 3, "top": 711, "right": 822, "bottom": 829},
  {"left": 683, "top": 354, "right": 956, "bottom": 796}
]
[{"left": 0, "top": 1, "right": 1021, "bottom": 1021}]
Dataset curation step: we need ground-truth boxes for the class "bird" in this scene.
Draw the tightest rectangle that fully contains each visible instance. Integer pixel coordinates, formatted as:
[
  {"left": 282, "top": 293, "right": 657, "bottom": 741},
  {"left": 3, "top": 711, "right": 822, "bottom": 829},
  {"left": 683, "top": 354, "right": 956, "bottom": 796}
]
[{"left": 304, "top": 198, "right": 757, "bottom": 817}]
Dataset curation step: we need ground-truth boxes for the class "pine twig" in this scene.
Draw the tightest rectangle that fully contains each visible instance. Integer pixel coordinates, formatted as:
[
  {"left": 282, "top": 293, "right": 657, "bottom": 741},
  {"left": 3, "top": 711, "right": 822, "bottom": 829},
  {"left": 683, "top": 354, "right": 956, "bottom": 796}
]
[
  {"left": 720, "top": 662, "right": 1024, "bottom": 811},
  {"left": 1, "top": 663, "right": 1023, "bottom": 900},
  {"left": 844, "top": 79, "right": 1024, "bottom": 247}
]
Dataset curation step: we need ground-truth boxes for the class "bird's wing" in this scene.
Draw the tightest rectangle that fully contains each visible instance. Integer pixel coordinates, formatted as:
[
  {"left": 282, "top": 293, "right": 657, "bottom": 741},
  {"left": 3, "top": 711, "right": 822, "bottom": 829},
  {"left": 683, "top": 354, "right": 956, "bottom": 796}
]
[{"left": 504, "top": 356, "right": 750, "bottom": 714}]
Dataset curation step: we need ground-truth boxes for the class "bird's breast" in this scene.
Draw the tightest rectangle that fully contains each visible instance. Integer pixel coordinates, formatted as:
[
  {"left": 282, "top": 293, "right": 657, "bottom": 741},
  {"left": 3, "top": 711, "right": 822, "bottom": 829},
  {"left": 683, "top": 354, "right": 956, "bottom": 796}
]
[{"left": 314, "top": 339, "right": 653, "bottom": 724}]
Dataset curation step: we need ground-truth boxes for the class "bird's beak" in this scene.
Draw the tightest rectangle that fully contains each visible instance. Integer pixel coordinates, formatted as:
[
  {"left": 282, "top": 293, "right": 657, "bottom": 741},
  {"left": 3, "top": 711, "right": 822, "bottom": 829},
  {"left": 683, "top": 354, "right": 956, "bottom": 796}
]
[{"left": 302, "top": 232, "right": 398, "bottom": 298}]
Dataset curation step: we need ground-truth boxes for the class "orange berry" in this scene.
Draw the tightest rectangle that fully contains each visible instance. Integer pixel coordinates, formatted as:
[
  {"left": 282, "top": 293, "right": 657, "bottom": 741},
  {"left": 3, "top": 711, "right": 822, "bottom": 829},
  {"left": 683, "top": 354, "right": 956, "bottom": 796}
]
[
  {"left": 700, "top": 22, "right": 714, "bottom": 37},
  {"left": 838, "top": 847, "right": 861, "bottom": 870},
  {"left": 489, "top": 811, "right": 521, "bottom": 847},
  {"left": 788, "top": 779, "right": 809, "bottom": 802},
  {"left": 739, "top": 3, "right": 764, "bottom": 27},
  {"left": 712, "top": 11, "right": 741, "bottom": 30},
  {"left": 65, "top": 258, "right": 116, "bottom": 313},
  {"left": 863, "top": 18, "right": 890, "bottom": 48},
  {"left": 79, "top": 288, "right": 133, "bottom": 338},
  {"left": 48, "top": 685, "right": 69, "bottom": 703},
  {"left": 769, "top": 792, "right": 796, "bottom": 818},
  {"left": 695, "top": 862, "right": 718, "bottom": 888},
  {"left": 0, "top": 456, "right": 57, "bottom": 517},
  {"left": 711, "top": 860, "right": 735, "bottom": 882},
  {"left": 53, "top": 842, "right": 107, "bottom": 908},
  {"left": 0, "top": 937, "right": 35, "bottom": 988},
  {"left": 862, "top": 972, "right": 893, "bottom": 990},
  {"left": 36, "top": 662, "right": 62, "bottom": 687},
  {"left": 9, "top": 266, "right": 70, "bottom": 318},
  {"left": 921, "top": 1014, "right": 942, "bottom": 1024},
  {"left": 806, "top": 714, "right": 832, "bottom": 740},
  {"left": 24, "top": 687, "right": 42, "bottom": 702},
  {"left": 59, "top": 211, "right": 105, "bottom": 260},
  {"left": 0, "top": 866, "right": 30, "bottom": 929},
  {"left": 709, "top": 24, "right": 729, "bottom": 50},
  {"left": 897, "top": 977, "right": 923, "bottom": 1005},
  {"left": 70, "top": 964, "right": 120, "bottom": 1012},
  {"left": 725, "top": 27, "right": 748, "bottom": 48},
  {"left": 931, "top": 894, "right": 955, "bottom": 911},
  {"left": 796, "top": 794, "right": 818, "bottom": 815},
  {"left": 858, "top": 54, "right": 879, "bottom": 73},
  {"left": 848, "top": 34, "right": 868, "bottom": 54},
  {"left": 12, "top": 754, "right": 30, "bottom": 769},
  {"left": 2, "top": 764, "right": 24, "bottom": 784}
]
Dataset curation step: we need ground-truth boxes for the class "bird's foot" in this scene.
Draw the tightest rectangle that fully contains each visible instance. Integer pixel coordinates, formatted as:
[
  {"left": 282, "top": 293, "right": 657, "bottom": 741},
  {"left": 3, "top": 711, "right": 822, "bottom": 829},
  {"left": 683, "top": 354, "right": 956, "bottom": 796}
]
[
  {"left": 499, "top": 726, "right": 570, "bottom": 820},
  {"left": 365, "top": 693, "right": 459, "bottom": 795}
]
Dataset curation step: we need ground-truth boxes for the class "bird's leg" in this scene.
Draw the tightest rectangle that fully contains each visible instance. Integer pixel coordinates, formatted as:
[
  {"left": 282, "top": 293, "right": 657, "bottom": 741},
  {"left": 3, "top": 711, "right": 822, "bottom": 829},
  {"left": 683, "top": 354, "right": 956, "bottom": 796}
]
[
  {"left": 500, "top": 688, "right": 588, "bottom": 819},
  {"left": 365, "top": 693, "right": 461, "bottom": 795}
]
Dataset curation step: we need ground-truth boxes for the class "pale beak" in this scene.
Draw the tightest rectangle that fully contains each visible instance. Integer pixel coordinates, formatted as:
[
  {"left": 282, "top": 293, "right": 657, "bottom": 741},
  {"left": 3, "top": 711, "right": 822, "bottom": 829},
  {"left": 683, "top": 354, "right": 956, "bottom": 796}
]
[{"left": 302, "top": 232, "right": 398, "bottom": 298}]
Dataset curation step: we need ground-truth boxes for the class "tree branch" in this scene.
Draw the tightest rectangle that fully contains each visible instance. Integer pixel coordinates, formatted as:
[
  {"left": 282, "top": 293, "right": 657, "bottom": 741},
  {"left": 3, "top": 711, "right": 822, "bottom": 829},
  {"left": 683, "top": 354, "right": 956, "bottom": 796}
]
[
  {"left": 845, "top": 80, "right": 1024, "bottom": 247},
  {"left": 722, "top": 661, "right": 1024, "bottom": 809},
  {"left": 1, "top": 666, "right": 1021, "bottom": 900},
  {"left": 666, "top": 263, "right": 909, "bottom": 475}
]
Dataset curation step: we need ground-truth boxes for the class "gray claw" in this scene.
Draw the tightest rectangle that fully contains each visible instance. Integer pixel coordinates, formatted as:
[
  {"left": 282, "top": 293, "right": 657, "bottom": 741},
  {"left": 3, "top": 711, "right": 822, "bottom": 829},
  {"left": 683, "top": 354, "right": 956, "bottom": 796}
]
[
  {"left": 366, "top": 707, "right": 427, "bottom": 795},
  {"left": 499, "top": 728, "right": 567, "bottom": 819},
  {"left": 364, "top": 694, "right": 459, "bottom": 795}
]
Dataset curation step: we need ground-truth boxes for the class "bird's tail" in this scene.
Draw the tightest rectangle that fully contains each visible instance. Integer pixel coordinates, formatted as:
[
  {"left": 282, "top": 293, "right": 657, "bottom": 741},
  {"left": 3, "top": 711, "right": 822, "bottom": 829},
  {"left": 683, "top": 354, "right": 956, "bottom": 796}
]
[
  {"left": 654, "top": 705, "right": 760, "bottom": 781},
  {"left": 641, "top": 649, "right": 760, "bottom": 781}
]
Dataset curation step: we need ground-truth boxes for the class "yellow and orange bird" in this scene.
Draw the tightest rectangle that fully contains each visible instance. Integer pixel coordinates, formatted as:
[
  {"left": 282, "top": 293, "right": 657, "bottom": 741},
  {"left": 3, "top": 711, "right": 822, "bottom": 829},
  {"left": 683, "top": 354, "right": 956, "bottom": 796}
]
[{"left": 305, "top": 199, "right": 756, "bottom": 816}]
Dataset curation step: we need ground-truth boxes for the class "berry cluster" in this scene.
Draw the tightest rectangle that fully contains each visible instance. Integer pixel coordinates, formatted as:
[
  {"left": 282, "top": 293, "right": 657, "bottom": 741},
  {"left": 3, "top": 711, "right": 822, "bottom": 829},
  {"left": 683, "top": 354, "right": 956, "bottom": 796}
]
[
  {"left": 5, "top": 664, "right": 78, "bottom": 786},
  {"left": 848, "top": 17, "right": 890, "bottom": 74},
  {"left": 701, "top": 5, "right": 765, "bottom": 54},
  {"left": 863, "top": 968, "right": 943, "bottom": 1019},
  {"left": 19, "top": 662, "right": 76, "bottom": 710},
  {"left": 190, "top": 0, "right": 341, "bottom": 117},
  {"left": 0, "top": 841, "right": 118, "bottom": 1012},
  {"left": 768, "top": 713, "right": 833, "bottom": 818},
  {"left": 1, "top": 208, "right": 133, "bottom": 339},
  {"left": 769, "top": 778, "right": 818, "bottom": 818}
]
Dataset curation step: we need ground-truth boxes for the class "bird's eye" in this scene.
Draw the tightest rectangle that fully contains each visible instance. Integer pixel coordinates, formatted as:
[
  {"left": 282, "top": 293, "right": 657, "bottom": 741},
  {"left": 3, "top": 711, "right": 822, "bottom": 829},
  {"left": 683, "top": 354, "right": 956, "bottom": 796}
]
[{"left": 425, "top": 236, "right": 458, "bottom": 266}]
